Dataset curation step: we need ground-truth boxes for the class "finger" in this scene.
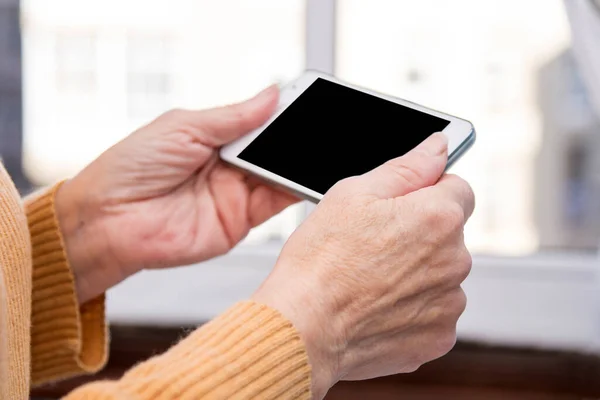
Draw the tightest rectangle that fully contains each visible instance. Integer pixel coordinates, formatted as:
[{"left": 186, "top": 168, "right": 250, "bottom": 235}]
[
  {"left": 421, "top": 174, "right": 476, "bottom": 222},
  {"left": 356, "top": 133, "right": 448, "bottom": 199},
  {"left": 189, "top": 84, "right": 279, "bottom": 147},
  {"left": 249, "top": 184, "right": 301, "bottom": 227},
  {"left": 245, "top": 174, "right": 267, "bottom": 192}
]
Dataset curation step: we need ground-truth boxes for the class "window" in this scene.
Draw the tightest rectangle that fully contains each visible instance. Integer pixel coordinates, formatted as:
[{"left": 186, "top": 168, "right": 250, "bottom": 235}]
[
  {"left": 21, "top": 0, "right": 306, "bottom": 244},
  {"left": 336, "top": 0, "right": 584, "bottom": 256},
  {"left": 17, "top": 0, "right": 600, "bottom": 347},
  {"left": 126, "top": 35, "right": 172, "bottom": 120},
  {"left": 55, "top": 32, "right": 96, "bottom": 93}
]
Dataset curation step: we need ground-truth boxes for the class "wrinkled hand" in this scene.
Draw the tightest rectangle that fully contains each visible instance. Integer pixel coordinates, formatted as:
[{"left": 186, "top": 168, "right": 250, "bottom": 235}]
[
  {"left": 252, "top": 133, "right": 475, "bottom": 399},
  {"left": 56, "top": 85, "right": 298, "bottom": 303}
]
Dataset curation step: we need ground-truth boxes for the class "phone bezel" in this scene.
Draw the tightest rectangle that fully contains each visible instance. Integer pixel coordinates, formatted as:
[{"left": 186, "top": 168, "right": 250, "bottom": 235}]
[{"left": 220, "top": 70, "right": 475, "bottom": 203}]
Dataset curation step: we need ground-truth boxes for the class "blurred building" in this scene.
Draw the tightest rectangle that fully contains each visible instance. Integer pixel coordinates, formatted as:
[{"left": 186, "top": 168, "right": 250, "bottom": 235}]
[
  {"left": 0, "top": 0, "right": 26, "bottom": 189},
  {"left": 536, "top": 49, "right": 600, "bottom": 250}
]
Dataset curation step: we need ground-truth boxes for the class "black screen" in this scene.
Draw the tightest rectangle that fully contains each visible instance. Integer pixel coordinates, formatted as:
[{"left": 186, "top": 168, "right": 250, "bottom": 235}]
[{"left": 238, "top": 78, "right": 450, "bottom": 195}]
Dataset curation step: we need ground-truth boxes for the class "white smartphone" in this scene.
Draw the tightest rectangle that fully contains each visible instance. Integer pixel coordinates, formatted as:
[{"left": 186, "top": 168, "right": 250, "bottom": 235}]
[{"left": 220, "top": 70, "right": 475, "bottom": 203}]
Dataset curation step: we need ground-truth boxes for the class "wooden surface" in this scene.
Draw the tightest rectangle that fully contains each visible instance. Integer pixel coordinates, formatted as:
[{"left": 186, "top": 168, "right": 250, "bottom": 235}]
[{"left": 31, "top": 325, "right": 600, "bottom": 399}]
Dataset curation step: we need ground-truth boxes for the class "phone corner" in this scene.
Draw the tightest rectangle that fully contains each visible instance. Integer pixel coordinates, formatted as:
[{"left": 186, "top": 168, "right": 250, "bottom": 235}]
[
  {"left": 459, "top": 118, "right": 477, "bottom": 142},
  {"left": 218, "top": 146, "right": 234, "bottom": 163},
  {"left": 468, "top": 124, "right": 477, "bottom": 143}
]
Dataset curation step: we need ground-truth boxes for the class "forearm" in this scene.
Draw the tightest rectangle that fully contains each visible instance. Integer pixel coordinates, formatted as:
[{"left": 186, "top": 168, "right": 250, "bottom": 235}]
[{"left": 64, "top": 301, "right": 312, "bottom": 400}]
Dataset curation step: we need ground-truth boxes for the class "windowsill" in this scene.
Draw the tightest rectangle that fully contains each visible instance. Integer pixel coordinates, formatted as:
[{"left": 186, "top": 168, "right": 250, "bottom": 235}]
[{"left": 106, "top": 247, "right": 600, "bottom": 354}]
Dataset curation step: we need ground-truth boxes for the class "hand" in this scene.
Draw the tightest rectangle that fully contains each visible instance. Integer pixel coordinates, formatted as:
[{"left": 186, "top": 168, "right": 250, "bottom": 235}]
[
  {"left": 252, "top": 133, "right": 475, "bottom": 399},
  {"left": 55, "top": 85, "right": 298, "bottom": 303}
]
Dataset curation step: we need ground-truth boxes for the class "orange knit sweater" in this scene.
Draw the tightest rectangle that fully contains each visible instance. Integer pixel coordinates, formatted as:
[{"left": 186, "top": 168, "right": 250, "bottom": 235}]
[{"left": 0, "top": 163, "right": 311, "bottom": 399}]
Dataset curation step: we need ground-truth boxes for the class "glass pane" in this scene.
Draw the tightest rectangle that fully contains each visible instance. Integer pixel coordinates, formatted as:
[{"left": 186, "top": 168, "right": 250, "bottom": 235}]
[
  {"left": 126, "top": 35, "right": 172, "bottom": 119},
  {"left": 336, "top": 0, "right": 596, "bottom": 256},
  {"left": 55, "top": 32, "right": 97, "bottom": 92},
  {"left": 22, "top": 0, "right": 306, "bottom": 244}
]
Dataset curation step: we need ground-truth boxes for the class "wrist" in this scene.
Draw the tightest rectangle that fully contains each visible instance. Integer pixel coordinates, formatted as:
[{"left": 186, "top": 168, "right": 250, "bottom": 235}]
[
  {"left": 252, "top": 272, "right": 341, "bottom": 399},
  {"left": 54, "top": 179, "right": 123, "bottom": 303}
]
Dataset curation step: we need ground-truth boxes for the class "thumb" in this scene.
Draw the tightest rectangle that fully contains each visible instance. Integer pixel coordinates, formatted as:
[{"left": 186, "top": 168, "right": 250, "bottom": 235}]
[
  {"left": 357, "top": 132, "right": 448, "bottom": 198},
  {"left": 190, "top": 84, "right": 279, "bottom": 147}
]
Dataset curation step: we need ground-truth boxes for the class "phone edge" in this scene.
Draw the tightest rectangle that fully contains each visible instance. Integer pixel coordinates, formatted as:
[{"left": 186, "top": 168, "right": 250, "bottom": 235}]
[{"left": 445, "top": 127, "right": 476, "bottom": 171}]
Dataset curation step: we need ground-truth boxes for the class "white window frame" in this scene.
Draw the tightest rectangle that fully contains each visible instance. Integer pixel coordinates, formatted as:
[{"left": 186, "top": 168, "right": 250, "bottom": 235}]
[
  {"left": 107, "top": 0, "right": 600, "bottom": 353},
  {"left": 301, "top": 0, "right": 336, "bottom": 218}
]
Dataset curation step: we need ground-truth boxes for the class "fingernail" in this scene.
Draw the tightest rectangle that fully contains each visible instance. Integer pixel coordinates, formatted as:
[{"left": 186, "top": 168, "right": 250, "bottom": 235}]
[{"left": 415, "top": 132, "right": 448, "bottom": 156}]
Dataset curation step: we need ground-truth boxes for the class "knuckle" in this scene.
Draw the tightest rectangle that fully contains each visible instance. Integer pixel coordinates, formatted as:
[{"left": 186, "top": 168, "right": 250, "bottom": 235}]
[
  {"left": 160, "top": 108, "right": 187, "bottom": 123},
  {"left": 453, "top": 289, "right": 468, "bottom": 316},
  {"left": 331, "top": 176, "right": 359, "bottom": 193},
  {"left": 419, "top": 328, "right": 458, "bottom": 365},
  {"left": 447, "top": 173, "right": 472, "bottom": 191},
  {"left": 447, "top": 248, "right": 472, "bottom": 285},
  {"left": 437, "top": 331, "right": 458, "bottom": 356},
  {"left": 384, "top": 159, "right": 426, "bottom": 191},
  {"left": 318, "top": 179, "right": 367, "bottom": 224},
  {"left": 463, "top": 181, "right": 476, "bottom": 207},
  {"left": 457, "top": 250, "right": 473, "bottom": 282},
  {"left": 326, "top": 177, "right": 363, "bottom": 202},
  {"left": 442, "top": 289, "right": 467, "bottom": 320},
  {"left": 445, "top": 202, "right": 466, "bottom": 229},
  {"left": 421, "top": 201, "right": 442, "bottom": 226},
  {"left": 423, "top": 201, "right": 465, "bottom": 232},
  {"left": 402, "top": 364, "right": 421, "bottom": 374},
  {"left": 448, "top": 174, "right": 476, "bottom": 210},
  {"left": 458, "top": 176, "right": 475, "bottom": 203}
]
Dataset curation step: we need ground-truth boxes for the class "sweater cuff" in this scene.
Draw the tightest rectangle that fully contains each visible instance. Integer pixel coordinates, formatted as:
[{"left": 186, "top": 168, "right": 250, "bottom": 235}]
[
  {"left": 67, "top": 301, "right": 311, "bottom": 399},
  {"left": 26, "top": 183, "right": 108, "bottom": 386}
]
